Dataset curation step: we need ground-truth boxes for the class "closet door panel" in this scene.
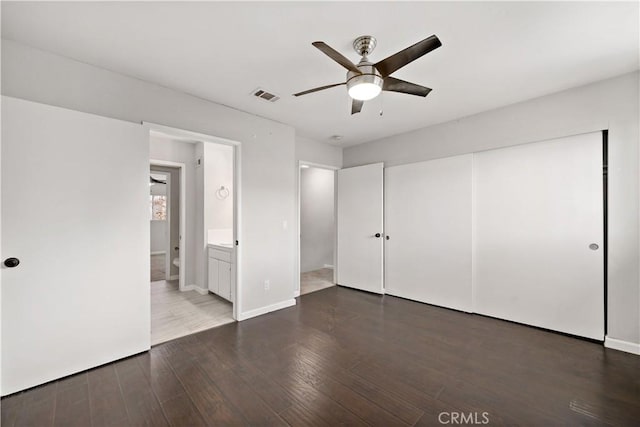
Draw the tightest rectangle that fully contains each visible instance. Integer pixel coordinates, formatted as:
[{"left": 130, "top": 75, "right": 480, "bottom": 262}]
[
  {"left": 474, "top": 132, "right": 604, "bottom": 340},
  {"left": 2, "top": 96, "right": 149, "bottom": 395},
  {"left": 385, "top": 154, "right": 473, "bottom": 311}
]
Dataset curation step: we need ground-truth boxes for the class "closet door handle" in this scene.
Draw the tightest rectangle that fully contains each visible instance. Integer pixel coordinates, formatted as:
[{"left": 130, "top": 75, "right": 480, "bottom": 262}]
[
  {"left": 4, "top": 257, "right": 20, "bottom": 268},
  {"left": 374, "top": 233, "right": 381, "bottom": 238}
]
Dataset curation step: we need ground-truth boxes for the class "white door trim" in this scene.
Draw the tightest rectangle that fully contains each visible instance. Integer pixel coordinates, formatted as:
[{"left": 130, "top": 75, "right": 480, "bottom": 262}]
[
  {"left": 296, "top": 161, "right": 339, "bottom": 297},
  {"left": 145, "top": 122, "right": 242, "bottom": 321},
  {"left": 143, "top": 121, "right": 239, "bottom": 147}
]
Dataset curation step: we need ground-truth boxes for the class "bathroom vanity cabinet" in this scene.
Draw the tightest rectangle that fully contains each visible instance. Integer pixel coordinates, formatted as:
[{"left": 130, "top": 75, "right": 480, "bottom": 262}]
[{"left": 207, "top": 244, "right": 235, "bottom": 302}]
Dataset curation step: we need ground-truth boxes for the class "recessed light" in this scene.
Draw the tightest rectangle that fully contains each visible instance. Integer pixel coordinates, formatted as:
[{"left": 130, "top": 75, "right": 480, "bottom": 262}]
[
  {"left": 300, "top": 164, "right": 310, "bottom": 169},
  {"left": 330, "top": 135, "right": 344, "bottom": 142}
]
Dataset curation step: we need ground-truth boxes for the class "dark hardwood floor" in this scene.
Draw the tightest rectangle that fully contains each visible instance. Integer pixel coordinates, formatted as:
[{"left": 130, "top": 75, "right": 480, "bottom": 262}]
[{"left": 2, "top": 286, "right": 639, "bottom": 426}]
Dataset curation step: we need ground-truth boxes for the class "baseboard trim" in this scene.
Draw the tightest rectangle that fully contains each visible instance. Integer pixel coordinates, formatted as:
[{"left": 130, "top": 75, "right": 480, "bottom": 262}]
[
  {"left": 182, "top": 284, "right": 208, "bottom": 295},
  {"left": 168, "top": 275, "right": 179, "bottom": 280},
  {"left": 294, "top": 290, "right": 301, "bottom": 297},
  {"left": 238, "top": 299, "right": 296, "bottom": 321},
  {"left": 301, "top": 265, "right": 335, "bottom": 274},
  {"left": 150, "top": 251, "right": 166, "bottom": 256},
  {"left": 604, "top": 337, "right": 640, "bottom": 355}
]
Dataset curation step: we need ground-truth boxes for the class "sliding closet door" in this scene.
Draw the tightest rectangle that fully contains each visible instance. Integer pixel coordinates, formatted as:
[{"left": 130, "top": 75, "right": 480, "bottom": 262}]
[
  {"left": 474, "top": 132, "right": 604, "bottom": 340},
  {"left": 385, "top": 155, "right": 473, "bottom": 311},
  {"left": 1, "top": 97, "right": 150, "bottom": 395}
]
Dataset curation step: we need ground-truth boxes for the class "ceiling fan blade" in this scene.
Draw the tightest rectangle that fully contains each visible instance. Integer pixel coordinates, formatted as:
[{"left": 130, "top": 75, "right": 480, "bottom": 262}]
[
  {"left": 312, "top": 41, "right": 362, "bottom": 74},
  {"left": 293, "top": 82, "right": 345, "bottom": 97},
  {"left": 374, "top": 35, "right": 442, "bottom": 77},
  {"left": 351, "top": 99, "right": 364, "bottom": 115},
  {"left": 383, "top": 77, "right": 432, "bottom": 97}
]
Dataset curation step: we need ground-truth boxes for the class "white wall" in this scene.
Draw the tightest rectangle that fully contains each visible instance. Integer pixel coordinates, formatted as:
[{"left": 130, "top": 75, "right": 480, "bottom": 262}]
[
  {"left": 204, "top": 142, "right": 234, "bottom": 232},
  {"left": 300, "top": 167, "right": 335, "bottom": 272},
  {"left": 197, "top": 142, "right": 235, "bottom": 293},
  {"left": 1, "top": 39, "right": 297, "bottom": 317},
  {"left": 150, "top": 221, "right": 167, "bottom": 253},
  {"left": 150, "top": 182, "right": 166, "bottom": 195},
  {"left": 296, "top": 135, "right": 342, "bottom": 168},
  {"left": 344, "top": 71, "right": 640, "bottom": 347}
]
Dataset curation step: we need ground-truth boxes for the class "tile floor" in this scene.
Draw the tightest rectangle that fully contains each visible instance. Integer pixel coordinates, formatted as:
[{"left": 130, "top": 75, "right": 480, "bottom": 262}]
[
  {"left": 150, "top": 253, "right": 166, "bottom": 282},
  {"left": 300, "top": 267, "right": 335, "bottom": 295},
  {"left": 151, "top": 279, "right": 234, "bottom": 345}
]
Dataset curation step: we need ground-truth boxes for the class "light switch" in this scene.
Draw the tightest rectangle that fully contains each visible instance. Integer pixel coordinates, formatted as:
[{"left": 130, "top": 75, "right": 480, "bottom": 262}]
[{"left": 282, "top": 220, "right": 288, "bottom": 230}]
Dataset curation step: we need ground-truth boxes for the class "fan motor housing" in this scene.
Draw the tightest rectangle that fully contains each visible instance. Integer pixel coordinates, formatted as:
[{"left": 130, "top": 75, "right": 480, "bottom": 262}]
[{"left": 346, "top": 62, "right": 383, "bottom": 93}]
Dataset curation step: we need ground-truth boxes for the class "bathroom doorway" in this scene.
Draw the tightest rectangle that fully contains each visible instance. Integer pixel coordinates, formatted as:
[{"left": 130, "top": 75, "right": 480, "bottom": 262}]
[
  {"left": 149, "top": 169, "right": 177, "bottom": 282},
  {"left": 298, "top": 162, "right": 338, "bottom": 296},
  {"left": 149, "top": 161, "right": 186, "bottom": 290},
  {"left": 148, "top": 124, "right": 239, "bottom": 345}
]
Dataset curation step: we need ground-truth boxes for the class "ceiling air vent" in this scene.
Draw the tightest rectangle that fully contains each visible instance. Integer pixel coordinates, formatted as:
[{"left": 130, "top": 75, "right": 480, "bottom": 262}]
[{"left": 252, "top": 88, "right": 280, "bottom": 103}]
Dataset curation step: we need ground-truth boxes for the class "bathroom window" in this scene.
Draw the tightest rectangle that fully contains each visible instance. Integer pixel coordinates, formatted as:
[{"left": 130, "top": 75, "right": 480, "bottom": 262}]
[{"left": 150, "top": 195, "right": 167, "bottom": 221}]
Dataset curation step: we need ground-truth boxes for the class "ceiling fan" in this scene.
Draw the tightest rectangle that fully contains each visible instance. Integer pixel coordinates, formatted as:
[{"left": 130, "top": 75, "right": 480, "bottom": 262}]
[{"left": 293, "top": 35, "right": 442, "bottom": 114}]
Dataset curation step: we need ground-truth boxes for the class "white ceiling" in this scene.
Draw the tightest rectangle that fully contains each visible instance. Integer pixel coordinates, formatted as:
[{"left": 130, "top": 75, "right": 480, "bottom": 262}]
[{"left": 2, "top": 2, "right": 638, "bottom": 146}]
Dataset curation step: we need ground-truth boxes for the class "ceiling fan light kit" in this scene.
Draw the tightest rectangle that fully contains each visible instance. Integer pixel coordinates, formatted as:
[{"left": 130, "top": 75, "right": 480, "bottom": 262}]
[
  {"left": 347, "top": 69, "right": 383, "bottom": 101},
  {"left": 294, "top": 34, "right": 441, "bottom": 114}
]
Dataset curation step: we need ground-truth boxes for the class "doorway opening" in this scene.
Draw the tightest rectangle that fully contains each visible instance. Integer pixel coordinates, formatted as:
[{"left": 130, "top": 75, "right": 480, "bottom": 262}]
[
  {"left": 149, "top": 170, "right": 179, "bottom": 284},
  {"left": 147, "top": 123, "right": 240, "bottom": 345},
  {"left": 298, "top": 162, "right": 338, "bottom": 296}
]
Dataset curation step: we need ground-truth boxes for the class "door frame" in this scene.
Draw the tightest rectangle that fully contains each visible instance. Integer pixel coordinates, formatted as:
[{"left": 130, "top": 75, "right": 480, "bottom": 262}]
[
  {"left": 296, "top": 160, "right": 340, "bottom": 297},
  {"left": 150, "top": 160, "right": 186, "bottom": 290},
  {"left": 148, "top": 169, "right": 173, "bottom": 281},
  {"left": 164, "top": 173, "right": 172, "bottom": 280},
  {"left": 145, "top": 122, "right": 242, "bottom": 321}
]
